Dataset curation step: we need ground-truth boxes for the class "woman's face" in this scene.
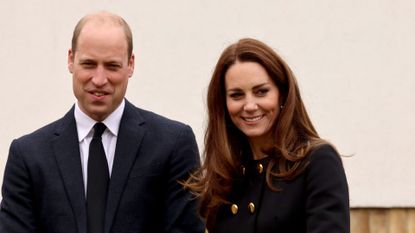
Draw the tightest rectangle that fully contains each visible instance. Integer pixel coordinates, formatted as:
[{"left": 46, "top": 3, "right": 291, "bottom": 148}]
[{"left": 225, "top": 61, "right": 280, "bottom": 145}]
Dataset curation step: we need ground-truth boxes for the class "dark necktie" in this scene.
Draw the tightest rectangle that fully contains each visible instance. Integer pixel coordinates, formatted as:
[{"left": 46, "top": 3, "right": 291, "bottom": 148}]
[{"left": 87, "top": 122, "right": 109, "bottom": 233}]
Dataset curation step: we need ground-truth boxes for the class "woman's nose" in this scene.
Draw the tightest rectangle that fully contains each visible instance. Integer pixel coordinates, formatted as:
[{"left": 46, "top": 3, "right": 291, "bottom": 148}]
[{"left": 243, "top": 97, "right": 258, "bottom": 111}]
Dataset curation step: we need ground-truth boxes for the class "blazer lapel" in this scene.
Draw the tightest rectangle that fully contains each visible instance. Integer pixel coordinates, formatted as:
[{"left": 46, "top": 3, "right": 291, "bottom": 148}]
[
  {"left": 104, "top": 101, "right": 146, "bottom": 233},
  {"left": 52, "top": 108, "right": 87, "bottom": 233}
]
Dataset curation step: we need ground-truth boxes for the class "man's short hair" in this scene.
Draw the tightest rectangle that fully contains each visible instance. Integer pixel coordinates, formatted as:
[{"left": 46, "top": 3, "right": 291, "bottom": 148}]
[{"left": 71, "top": 12, "right": 133, "bottom": 59}]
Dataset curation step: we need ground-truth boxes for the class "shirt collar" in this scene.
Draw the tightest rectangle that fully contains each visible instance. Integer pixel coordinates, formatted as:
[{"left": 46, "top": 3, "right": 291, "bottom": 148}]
[{"left": 74, "top": 99, "right": 125, "bottom": 142}]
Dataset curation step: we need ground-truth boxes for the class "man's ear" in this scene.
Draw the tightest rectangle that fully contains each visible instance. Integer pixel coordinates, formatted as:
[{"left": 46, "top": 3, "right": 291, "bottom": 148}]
[
  {"left": 68, "top": 49, "right": 74, "bottom": 74},
  {"left": 128, "top": 53, "right": 135, "bottom": 78}
]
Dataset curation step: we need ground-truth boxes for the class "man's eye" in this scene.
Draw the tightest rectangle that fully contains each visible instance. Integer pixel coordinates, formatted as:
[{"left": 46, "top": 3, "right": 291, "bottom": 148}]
[
  {"left": 81, "top": 62, "right": 96, "bottom": 68},
  {"left": 107, "top": 64, "right": 121, "bottom": 71}
]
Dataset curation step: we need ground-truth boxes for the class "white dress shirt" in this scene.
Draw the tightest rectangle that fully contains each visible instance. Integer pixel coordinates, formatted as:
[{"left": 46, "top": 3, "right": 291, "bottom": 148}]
[{"left": 74, "top": 99, "right": 125, "bottom": 194}]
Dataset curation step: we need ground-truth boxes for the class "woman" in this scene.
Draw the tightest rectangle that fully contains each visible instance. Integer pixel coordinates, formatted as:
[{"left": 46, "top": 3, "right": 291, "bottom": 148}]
[{"left": 185, "top": 38, "right": 349, "bottom": 233}]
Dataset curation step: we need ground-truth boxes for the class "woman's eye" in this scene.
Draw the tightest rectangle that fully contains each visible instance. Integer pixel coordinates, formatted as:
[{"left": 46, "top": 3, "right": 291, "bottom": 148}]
[
  {"left": 229, "top": 93, "right": 243, "bottom": 99},
  {"left": 256, "top": 89, "right": 269, "bottom": 96}
]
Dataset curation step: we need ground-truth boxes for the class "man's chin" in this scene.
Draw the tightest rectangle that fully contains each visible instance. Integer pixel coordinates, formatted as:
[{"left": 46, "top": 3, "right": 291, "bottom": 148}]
[{"left": 86, "top": 107, "right": 110, "bottom": 121}]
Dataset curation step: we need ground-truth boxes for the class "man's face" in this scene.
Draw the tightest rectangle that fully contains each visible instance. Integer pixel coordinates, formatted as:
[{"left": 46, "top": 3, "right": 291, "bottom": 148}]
[{"left": 68, "top": 21, "right": 134, "bottom": 121}]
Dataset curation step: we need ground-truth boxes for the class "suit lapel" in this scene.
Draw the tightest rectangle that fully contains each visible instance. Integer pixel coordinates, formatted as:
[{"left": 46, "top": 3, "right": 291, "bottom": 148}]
[
  {"left": 52, "top": 107, "right": 87, "bottom": 233},
  {"left": 104, "top": 101, "right": 146, "bottom": 233}
]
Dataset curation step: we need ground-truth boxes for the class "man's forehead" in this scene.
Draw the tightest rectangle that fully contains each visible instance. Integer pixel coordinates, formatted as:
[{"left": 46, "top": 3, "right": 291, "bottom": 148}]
[
  {"left": 80, "top": 19, "right": 123, "bottom": 35},
  {"left": 82, "top": 11, "right": 123, "bottom": 26}
]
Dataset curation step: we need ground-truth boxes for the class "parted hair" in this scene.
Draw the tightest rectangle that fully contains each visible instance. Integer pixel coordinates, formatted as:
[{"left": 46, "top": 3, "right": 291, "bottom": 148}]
[{"left": 183, "top": 38, "right": 327, "bottom": 229}]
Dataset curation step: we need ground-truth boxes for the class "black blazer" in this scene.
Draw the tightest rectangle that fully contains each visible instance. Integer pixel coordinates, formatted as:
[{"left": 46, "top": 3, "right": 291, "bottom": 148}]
[
  {"left": 211, "top": 145, "right": 349, "bottom": 233},
  {"left": 0, "top": 100, "right": 205, "bottom": 233}
]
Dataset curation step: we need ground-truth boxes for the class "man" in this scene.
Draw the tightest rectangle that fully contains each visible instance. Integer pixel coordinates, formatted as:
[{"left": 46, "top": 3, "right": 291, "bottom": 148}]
[{"left": 0, "top": 11, "right": 204, "bottom": 233}]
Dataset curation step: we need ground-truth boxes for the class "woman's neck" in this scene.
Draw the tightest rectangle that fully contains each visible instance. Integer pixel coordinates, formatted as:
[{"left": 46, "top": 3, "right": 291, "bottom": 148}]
[{"left": 249, "top": 136, "right": 272, "bottom": 160}]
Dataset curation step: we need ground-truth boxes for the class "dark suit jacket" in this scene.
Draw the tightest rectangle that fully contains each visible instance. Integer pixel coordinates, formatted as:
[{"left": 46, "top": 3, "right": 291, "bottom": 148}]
[
  {"left": 211, "top": 145, "right": 349, "bottom": 233},
  {"left": 0, "top": 100, "right": 205, "bottom": 233}
]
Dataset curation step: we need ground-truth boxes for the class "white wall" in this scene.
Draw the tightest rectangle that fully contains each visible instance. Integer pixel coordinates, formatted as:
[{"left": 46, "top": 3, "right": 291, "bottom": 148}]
[{"left": 1, "top": 0, "right": 414, "bottom": 207}]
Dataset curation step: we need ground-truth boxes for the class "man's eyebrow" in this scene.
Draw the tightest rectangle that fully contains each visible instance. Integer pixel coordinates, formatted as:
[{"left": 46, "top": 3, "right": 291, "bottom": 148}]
[
  {"left": 104, "top": 61, "right": 123, "bottom": 66},
  {"left": 78, "top": 58, "right": 96, "bottom": 63}
]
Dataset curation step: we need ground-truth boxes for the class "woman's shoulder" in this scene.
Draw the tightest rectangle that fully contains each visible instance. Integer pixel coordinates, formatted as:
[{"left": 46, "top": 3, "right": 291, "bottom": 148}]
[
  {"left": 308, "top": 143, "right": 341, "bottom": 163},
  {"left": 305, "top": 143, "right": 345, "bottom": 176}
]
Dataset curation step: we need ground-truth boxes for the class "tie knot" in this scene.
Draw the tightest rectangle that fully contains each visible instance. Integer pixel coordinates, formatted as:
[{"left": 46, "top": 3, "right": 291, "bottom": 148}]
[{"left": 93, "top": 123, "right": 107, "bottom": 138}]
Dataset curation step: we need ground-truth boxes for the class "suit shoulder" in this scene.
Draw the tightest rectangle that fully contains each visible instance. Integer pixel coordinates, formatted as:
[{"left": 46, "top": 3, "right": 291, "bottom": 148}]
[
  {"left": 14, "top": 114, "right": 70, "bottom": 144},
  {"left": 136, "top": 107, "right": 191, "bottom": 131}
]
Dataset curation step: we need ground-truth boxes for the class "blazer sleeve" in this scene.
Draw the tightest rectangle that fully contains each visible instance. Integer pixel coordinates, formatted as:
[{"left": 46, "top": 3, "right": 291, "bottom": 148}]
[
  {"left": 0, "top": 139, "right": 37, "bottom": 233},
  {"left": 162, "top": 125, "right": 205, "bottom": 233},
  {"left": 305, "top": 145, "right": 350, "bottom": 233}
]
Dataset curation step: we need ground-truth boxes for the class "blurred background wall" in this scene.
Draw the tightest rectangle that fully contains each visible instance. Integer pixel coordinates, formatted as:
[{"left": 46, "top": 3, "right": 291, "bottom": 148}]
[{"left": 1, "top": 1, "right": 414, "bottom": 222}]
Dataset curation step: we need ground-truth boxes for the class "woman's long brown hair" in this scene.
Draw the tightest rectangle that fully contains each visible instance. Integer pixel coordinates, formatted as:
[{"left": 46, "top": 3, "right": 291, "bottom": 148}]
[{"left": 183, "top": 38, "right": 326, "bottom": 229}]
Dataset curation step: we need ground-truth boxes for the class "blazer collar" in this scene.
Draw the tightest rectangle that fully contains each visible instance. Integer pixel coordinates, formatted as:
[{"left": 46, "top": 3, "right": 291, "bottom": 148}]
[
  {"left": 104, "top": 100, "right": 147, "bottom": 233},
  {"left": 52, "top": 106, "right": 88, "bottom": 233}
]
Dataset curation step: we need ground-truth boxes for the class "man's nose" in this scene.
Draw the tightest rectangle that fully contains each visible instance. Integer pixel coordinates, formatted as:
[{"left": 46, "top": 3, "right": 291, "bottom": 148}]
[{"left": 91, "top": 66, "right": 108, "bottom": 86}]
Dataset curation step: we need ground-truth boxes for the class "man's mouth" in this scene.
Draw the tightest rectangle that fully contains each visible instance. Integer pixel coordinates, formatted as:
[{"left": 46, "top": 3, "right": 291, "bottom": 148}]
[
  {"left": 90, "top": 91, "right": 108, "bottom": 97},
  {"left": 93, "top": 92, "right": 106, "bottom": 97}
]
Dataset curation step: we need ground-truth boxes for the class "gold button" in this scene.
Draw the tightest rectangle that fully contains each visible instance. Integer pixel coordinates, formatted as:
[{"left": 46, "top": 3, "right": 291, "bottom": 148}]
[
  {"left": 248, "top": 202, "right": 255, "bottom": 214},
  {"left": 241, "top": 165, "right": 246, "bottom": 175},
  {"left": 257, "top": 163, "right": 264, "bottom": 174},
  {"left": 231, "top": 204, "right": 238, "bottom": 215}
]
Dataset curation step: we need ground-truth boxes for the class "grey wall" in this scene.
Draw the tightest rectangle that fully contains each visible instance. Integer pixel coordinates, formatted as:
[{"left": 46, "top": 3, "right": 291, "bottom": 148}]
[{"left": 1, "top": 0, "right": 414, "bottom": 207}]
